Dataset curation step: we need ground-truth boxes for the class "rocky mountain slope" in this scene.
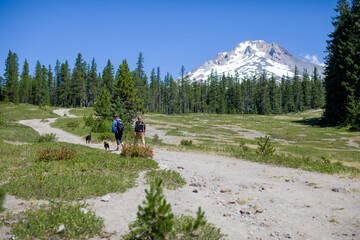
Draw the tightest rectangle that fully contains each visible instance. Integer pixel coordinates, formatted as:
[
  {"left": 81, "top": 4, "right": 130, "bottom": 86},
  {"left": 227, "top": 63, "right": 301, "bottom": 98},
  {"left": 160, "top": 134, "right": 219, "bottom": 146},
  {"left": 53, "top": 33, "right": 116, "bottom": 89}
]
[{"left": 187, "top": 40, "right": 324, "bottom": 81}]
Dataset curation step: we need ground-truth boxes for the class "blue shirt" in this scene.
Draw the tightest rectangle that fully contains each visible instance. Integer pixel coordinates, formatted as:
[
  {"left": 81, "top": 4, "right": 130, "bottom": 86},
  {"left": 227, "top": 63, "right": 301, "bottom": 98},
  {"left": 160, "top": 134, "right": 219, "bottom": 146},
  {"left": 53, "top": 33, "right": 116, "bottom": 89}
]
[{"left": 112, "top": 118, "right": 121, "bottom": 133}]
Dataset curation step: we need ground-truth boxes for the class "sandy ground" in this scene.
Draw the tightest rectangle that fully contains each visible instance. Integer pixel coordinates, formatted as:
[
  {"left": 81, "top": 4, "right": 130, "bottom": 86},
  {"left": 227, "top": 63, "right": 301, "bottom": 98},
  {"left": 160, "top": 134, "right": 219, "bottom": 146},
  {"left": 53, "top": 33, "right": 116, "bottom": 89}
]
[{"left": 1, "top": 109, "right": 360, "bottom": 239}]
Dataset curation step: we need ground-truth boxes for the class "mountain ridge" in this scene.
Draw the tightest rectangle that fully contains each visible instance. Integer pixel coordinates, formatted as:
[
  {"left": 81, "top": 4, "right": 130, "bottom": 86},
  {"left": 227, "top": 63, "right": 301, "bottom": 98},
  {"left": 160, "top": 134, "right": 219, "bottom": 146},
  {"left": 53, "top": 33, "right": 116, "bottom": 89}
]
[{"left": 186, "top": 40, "right": 324, "bottom": 81}]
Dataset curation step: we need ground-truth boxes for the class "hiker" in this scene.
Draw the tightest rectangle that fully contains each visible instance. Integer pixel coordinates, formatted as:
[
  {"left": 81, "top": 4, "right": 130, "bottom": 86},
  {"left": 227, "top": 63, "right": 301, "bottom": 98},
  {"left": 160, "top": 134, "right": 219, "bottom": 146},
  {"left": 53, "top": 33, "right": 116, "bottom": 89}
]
[
  {"left": 134, "top": 116, "right": 146, "bottom": 147},
  {"left": 112, "top": 114, "right": 124, "bottom": 151}
]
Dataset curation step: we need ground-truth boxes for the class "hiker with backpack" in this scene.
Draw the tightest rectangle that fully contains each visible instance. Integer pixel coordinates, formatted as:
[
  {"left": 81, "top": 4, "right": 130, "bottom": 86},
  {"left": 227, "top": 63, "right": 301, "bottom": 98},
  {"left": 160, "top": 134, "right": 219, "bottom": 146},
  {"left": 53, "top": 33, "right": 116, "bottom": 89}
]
[
  {"left": 112, "top": 114, "right": 125, "bottom": 151},
  {"left": 134, "top": 116, "right": 146, "bottom": 147}
]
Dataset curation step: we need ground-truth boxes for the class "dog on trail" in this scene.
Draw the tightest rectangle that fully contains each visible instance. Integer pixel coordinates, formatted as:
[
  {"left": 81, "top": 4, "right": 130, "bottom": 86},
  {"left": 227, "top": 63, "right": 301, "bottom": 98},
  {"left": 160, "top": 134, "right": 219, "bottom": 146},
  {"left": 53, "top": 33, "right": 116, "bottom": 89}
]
[
  {"left": 104, "top": 141, "right": 110, "bottom": 150},
  {"left": 85, "top": 134, "right": 91, "bottom": 144}
]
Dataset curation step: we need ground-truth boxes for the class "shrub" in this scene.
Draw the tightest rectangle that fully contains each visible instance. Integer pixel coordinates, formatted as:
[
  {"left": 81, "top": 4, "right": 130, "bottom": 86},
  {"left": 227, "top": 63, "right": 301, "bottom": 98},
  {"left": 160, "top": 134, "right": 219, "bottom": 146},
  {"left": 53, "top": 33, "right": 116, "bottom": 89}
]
[
  {"left": 256, "top": 136, "right": 275, "bottom": 156},
  {"left": 34, "top": 133, "right": 57, "bottom": 143},
  {"left": 0, "top": 113, "right": 5, "bottom": 126},
  {"left": 120, "top": 144, "right": 154, "bottom": 159},
  {"left": 145, "top": 170, "right": 186, "bottom": 190},
  {"left": 125, "top": 178, "right": 175, "bottom": 239},
  {"left": 9, "top": 202, "right": 103, "bottom": 239},
  {"left": 0, "top": 187, "right": 5, "bottom": 212},
  {"left": 91, "top": 119, "right": 112, "bottom": 133},
  {"left": 37, "top": 147, "right": 77, "bottom": 162},
  {"left": 180, "top": 139, "right": 193, "bottom": 146},
  {"left": 99, "top": 132, "right": 114, "bottom": 141},
  {"left": 66, "top": 119, "right": 80, "bottom": 129},
  {"left": 83, "top": 113, "right": 96, "bottom": 127}
]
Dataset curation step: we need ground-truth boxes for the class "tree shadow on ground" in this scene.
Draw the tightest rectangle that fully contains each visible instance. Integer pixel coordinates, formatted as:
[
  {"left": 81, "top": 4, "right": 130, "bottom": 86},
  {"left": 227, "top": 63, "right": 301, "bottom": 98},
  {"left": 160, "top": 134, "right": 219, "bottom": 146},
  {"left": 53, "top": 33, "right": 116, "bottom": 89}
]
[{"left": 292, "top": 117, "right": 330, "bottom": 128}]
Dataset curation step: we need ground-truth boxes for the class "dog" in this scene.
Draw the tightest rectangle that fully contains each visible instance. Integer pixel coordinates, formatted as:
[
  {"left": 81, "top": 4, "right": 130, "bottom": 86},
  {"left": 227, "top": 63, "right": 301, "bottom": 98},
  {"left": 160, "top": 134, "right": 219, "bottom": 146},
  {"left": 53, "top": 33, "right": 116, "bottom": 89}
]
[
  {"left": 85, "top": 134, "right": 91, "bottom": 144},
  {"left": 104, "top": 141, "right": 109, "bottom": 150}
]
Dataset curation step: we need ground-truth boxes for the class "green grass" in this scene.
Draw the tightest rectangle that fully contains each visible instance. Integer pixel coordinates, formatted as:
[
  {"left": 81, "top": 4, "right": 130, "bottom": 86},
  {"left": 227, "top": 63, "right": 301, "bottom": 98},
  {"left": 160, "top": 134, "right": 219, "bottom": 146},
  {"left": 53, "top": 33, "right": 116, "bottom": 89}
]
[
  {"left": 0, "top": 102, "right": 57, "bottom": 121},
  {"left": 0, "top": 122, "right": 40, "bottom": 142},
  {"left": 145, "top": 170, "right": 186, "bottom": 190},
  {"left": 69, "top": 107, "right": 94, "bottom": 117},
  {"left": 0, "top": 141, "right": 158, "bottom": 200},
  {"left": 1, "top": 201, "right": 104, "bottom": 239},
  {"left": 144, "top": 111, "right": 360, "bottom": 166}
]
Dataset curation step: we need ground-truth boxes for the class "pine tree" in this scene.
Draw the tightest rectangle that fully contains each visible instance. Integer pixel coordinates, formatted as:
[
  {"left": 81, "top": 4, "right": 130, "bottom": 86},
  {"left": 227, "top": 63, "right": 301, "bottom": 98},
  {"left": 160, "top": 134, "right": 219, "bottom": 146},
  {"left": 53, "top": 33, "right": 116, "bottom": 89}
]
[
  {"left": 323, "top": 0, "right": 360, "bottom": 127},
  {"left": 53, "top": 60, "right": 61, "bottom": 106},
  {"left": 113, "top": 59, "right": 143, "bottom": 120},
  {"left": 4, "top": 50, "right": 19, "bottom": 103},
  {"left": 58, "top": 61, "right": 71, "bottom": 107},
  {"left": 102, "top": 59, "right": 114, "bottom": 95},
  {"left": 256, "top": 71, "right": 271, "bottom": 115},
  {"left": 87, "top": 58, "right": 101, "bottom": 107},
  {"left": 48, "top": 65, "right": 55, "bottom": 106},
  {"left": 94, "top": 87, "right": 112, "bottom": 119},
  {"left": 283, "top": 75, "right": 295, "bottom": 113},
  {"left": 31, "top": 61, "right": 42, "bottom": 105},
  {"left": 293, "top": 66, "right": 303, "bottom": 112},
  {"left": 133, "top": 52, "right": 148, "bottom": 109},
  {"left": 0, "top": 76, "right": 4, "bottom": 101},
  {"left": 19, "top": 59, "right": 31, "bottom": 103},
  {"left": 302, "top": 69, "right": 312, "bottom": 110},
  {"left": 70, "top": 53, "right": 86, "bottom": 107},
  {"left": 269, "top": 74, "right": 281, "bottom": 114},
  {"left": 149, "top": 68, "right": 158, "bottom": 112},
  {"left": 311, "top": 67, "right": 325, "bottom": 109}
]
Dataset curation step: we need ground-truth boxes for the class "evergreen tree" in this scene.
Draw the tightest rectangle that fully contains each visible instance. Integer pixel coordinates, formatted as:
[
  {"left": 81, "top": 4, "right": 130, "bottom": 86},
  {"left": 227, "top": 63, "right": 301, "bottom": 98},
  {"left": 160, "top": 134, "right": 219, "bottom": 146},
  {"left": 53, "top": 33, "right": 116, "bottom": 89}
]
[
  {"left": 323, "top": 0, "right": 360, "bottom": 127},
  {"left": 87, "top": 58, "right": 101, "bottom": 107},
  {"left": 133, "top": 52, "right": 148, "bottom": 109},
  {"left": 70, "top": 53, "right": 86, "bottom": 107},
  {"left": 113, "top": 59, "right": 143, "bottom": 121},
  {"left": 293, "top": 66, "right": 303, "bottom": 112},
  {"left": 19, "top": 59, "right": 31, "bottom": 103},
  {"left": 168, "top": 75, "right": 178, "bottom": 114},
  {"left": 31, "top": 61, "right": 42, "bottom": 105},
  {"left": 283, "top": 75, "right": 295, "bottom": 113},
  {"left": 94, "top": 87, "right": 112, "bottom": 119},
  {"left": 102, "top": 59, "right": 114, "bottom": 95},
  {"left": 269, "top": 74, "right": 281, "bottom": 114},
  {"left": 58, "top": 61, "right": 71, "bottom": 107},
  {"left": 40, "top": 65, "right": 50, "bottom": 106},
  {"left": 4, "top": 50, "right": 19, "bottom": 103},
  {"left": 0, "top": 76, "right": 4, "bottom": 101},
  {"left": 53, "top": 60, "right": 61, "bottom": 106},
  {"left": 256, "top": 71, "right": 271, "bottom": 115},
  {"left": 302, "top": 69, "right": 312, "bottom": 110},
  {"left": 311, "top": 67, "right": 325, "bottom": 109},
  {"left": 149, "top": 68, "right": 158, "bottom": 112},
  {"left": 48, "top": 65, "right": 55, "bottom": 106}
]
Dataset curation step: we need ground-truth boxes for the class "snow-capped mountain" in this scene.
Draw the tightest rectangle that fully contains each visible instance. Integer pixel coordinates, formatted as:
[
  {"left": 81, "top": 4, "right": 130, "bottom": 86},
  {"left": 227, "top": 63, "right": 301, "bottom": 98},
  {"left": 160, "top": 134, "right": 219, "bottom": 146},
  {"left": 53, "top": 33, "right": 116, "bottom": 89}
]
[{"left": 186, "top": 40, "right": 324, "bottom": 81}]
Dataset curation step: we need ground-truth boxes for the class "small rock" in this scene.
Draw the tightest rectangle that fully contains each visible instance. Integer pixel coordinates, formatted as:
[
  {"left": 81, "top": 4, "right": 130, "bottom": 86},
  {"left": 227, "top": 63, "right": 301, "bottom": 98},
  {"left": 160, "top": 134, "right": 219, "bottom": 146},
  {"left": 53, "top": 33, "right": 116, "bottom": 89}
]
[
  {"left": 223, "top": 213, "right": 231, "bottom": 217},
  {"left": 228, "top": 201, "right": 236, "bottom": 204},
  {"left": 56, "top": 224, "right": 65, "bottom": 233},
  {"left": 177, "top": 166, "right": 184, "bottom": 169},
  {"left": 260, "top": 222, "right": 265, "bottom": 227},
  {"left": 189, "top": 182, "right": 202, "bottom": 187},
  {"left": 220, "top": 189, "right": 231, "bottom": 193},
  {"left": 285, "top": 233, "right": 292, "bottom": 238},
  {"left": 255, "top": 210, "right": 263, "bottom": 214},
  {"left": 101, "top": 194, "right": 111, "bottom": 202},
  {"left": 192, "top": 189, "right": 198, "bottom": 193}
]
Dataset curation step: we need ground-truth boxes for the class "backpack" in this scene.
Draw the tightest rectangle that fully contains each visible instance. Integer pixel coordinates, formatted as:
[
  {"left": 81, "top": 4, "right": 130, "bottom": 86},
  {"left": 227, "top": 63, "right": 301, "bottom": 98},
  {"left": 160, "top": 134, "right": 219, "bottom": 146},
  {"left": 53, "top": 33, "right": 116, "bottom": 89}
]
[{"left": 116, "top": 119, "right": 125, "bottom": 132}]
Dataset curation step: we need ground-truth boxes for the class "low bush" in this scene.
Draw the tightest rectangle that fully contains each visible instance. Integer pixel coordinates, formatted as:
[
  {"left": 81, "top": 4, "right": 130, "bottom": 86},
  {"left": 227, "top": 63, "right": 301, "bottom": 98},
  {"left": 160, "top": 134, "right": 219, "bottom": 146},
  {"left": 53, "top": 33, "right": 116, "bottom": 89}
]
[
  {"left": 66, "top": 119, "right": 80, "bottom": 129},
  {"left": 152, "top": 133, "right": 163, "bottom": 144},
  {"left": 256, "top": 136, "right": 275, "bottom": 156},
  {"left": 180, "top": 139, "right": 193, "bottom": 146},
  {"left": 99, "top": 132, "right": 114, "bottom": 141},
  {"left": 145, "top": 170, "right": 186, "bottom": 190},
  {"left": 34, "top": 133, "right": 57, "bottom": 143},
  {"left": 0, "top": 113, "right": 5, "bottom": 125},
  {"left": 0, "top": 187, "right": 5, "bottom": 212},
  {"left": 37, "top": 147, "right": 77, "bottom": 162},
  {"left": 121, "top": 144, "right": 154, "bottom": 159},
  {"left": 5, "top": 202, "right": 104, "bottom": 239}
]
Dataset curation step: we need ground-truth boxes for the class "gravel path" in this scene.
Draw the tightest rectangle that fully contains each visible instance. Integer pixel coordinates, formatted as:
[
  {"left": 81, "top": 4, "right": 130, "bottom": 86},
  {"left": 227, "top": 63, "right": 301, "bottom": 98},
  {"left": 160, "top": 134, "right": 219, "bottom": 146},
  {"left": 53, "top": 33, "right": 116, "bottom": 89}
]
[{"left": 3, "top": 109, "right": 360, "bottom": 240}]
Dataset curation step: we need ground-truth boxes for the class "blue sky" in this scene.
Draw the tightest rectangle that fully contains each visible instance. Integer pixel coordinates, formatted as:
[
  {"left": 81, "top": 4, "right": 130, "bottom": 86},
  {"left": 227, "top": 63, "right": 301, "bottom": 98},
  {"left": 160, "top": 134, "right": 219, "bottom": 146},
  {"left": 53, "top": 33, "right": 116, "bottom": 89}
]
[{"left": 0, "top": 0, "right": 337, "bottom": 79}]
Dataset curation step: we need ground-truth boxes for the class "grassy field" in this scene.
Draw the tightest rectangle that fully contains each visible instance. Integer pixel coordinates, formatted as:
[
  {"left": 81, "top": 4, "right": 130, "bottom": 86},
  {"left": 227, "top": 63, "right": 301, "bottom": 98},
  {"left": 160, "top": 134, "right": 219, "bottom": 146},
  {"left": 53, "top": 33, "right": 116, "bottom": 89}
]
[
  {"left": 0, "top": 103, "right": 189, "bottom": 239},
  {"left": 144, "top": 110, "right": 360, "bottom": 165}
]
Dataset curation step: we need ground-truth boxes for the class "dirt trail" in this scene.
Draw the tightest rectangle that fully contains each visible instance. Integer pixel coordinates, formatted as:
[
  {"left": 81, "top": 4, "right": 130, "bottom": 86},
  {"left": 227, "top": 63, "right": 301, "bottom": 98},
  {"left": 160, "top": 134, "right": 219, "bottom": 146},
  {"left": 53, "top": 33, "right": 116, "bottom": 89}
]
[{"left": 3, "top": 109, "right": 360, "bottom": 240}]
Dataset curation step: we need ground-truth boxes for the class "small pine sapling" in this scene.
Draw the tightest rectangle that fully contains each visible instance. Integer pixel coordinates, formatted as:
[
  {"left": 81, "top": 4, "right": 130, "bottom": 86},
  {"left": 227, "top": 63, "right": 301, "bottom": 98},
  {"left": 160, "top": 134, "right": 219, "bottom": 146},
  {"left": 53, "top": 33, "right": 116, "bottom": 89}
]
[{"left": 256, "top": 136, "right": 275, "bottom": 156}]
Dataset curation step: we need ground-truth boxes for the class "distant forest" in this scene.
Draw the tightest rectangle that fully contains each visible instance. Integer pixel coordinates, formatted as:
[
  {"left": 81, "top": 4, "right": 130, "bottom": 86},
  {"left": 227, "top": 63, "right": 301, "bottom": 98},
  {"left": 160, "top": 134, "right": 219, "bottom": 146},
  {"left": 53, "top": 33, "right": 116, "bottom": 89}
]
[{"left": 0, "top": 50, "right": 325, "bottom": 116}]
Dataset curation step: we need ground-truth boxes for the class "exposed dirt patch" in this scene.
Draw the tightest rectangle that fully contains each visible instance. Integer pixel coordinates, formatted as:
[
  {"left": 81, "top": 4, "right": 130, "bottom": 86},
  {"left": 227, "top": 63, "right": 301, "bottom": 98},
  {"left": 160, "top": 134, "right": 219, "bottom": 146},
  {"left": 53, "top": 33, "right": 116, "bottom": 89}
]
[{"left": 2, "top": 109, "right": 359, "bottom": 240}]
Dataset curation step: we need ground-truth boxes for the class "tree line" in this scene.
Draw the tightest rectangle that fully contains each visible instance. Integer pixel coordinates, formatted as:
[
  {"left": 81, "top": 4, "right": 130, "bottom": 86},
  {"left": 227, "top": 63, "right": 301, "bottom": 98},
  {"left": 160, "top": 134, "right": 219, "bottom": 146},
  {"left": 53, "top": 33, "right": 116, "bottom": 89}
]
[{"left": 0, "top": 51, "right": 325, "bottom": 117}]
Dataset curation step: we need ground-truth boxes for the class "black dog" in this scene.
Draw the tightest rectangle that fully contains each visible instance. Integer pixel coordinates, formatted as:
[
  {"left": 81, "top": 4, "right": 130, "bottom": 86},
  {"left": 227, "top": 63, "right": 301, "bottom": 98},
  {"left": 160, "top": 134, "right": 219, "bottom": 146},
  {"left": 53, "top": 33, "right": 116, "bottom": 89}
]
[
  {"left": 104, "top": 141, "right": 109, "bottom": 150},
  {"left": 85, "top": 134, "right": 91, "bottom": 144}
]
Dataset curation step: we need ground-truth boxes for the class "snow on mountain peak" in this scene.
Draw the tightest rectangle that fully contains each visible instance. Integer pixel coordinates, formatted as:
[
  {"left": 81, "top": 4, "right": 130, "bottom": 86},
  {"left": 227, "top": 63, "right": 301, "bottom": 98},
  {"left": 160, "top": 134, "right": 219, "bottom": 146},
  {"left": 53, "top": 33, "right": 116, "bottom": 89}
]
[{"left": 186, "top": 40, "right": 324, "bottom": 81}]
